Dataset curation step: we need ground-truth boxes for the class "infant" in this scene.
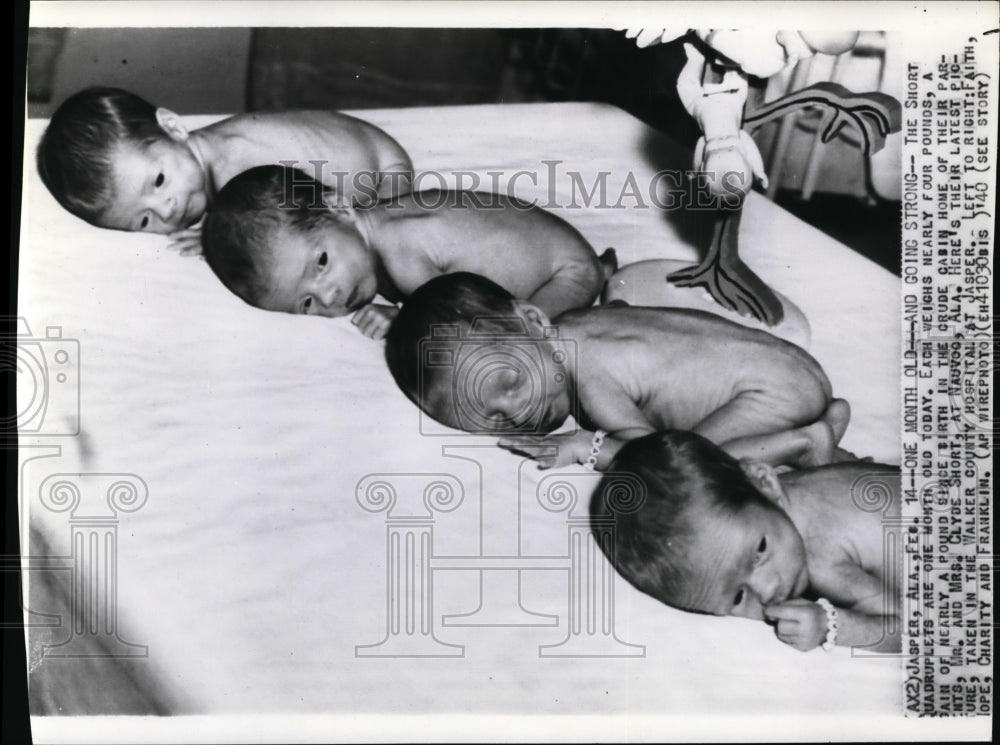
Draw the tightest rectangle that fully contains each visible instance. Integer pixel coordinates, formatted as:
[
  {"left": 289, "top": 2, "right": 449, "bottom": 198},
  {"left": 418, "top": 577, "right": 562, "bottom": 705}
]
[
  {"left": 202, "top": 165, "right": 614, "bottom": 338},
  {"left": 592, "top": 430, "right": 901, "bottom": 652},
  {"left": 36, "top": 87, "right": 412, "bottom": 253},
  {"left": 385, "top": 272, "right": 850, "bottom": 470}
]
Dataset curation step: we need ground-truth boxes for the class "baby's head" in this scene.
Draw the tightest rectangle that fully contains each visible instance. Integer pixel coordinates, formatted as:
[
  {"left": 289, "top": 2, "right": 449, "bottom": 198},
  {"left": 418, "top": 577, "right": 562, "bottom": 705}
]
[
  {"left": 592, "top": 431, "right": 808, "bottom": 621},
  {"left": 37, "top": 87, "right": 207, "bottom": 233},
  {"left": 202, "top": 165, "right": 378, "bottom": 316},
  {"left": 384, "top": 272, "right": 573, "bottom": 434}
]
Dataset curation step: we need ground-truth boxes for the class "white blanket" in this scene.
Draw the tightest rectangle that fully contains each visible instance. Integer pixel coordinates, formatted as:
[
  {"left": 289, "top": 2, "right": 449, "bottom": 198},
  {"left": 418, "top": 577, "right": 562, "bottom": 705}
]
[{"left": 20, "top": 103, "right": 911, "bottom": 737}]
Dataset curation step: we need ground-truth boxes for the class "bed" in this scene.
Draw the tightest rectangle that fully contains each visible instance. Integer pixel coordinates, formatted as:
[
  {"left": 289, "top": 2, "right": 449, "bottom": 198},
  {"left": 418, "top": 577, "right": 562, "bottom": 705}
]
[{"left": 19, "top": 102, "right": 923, "bottom": 739}]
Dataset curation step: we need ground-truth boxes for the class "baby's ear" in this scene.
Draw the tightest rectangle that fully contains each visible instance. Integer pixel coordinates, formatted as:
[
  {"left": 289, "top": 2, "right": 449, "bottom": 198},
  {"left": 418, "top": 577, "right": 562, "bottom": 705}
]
[
  {"left": 155, "top": 108, "right": 189, "bottom": 141},
  {"left": 512, "top": 301, "right": 552, "bottom": 336},
  {"left": 325, "top": 201, "right": 355, "bottom": 218},
  {"left": 323, "top": 197, "right": 360, "bottom": 226},
  {"left": 739, "top": 459, "right": 788, "bottom": 507}
]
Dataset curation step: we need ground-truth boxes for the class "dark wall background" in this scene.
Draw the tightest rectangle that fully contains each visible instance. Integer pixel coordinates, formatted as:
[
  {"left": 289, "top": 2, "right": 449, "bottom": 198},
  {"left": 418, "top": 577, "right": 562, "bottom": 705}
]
[
  {"left": 245, "top": 28, "right": 701, "bottom": 149},
  {"left": 28, "top": 27, "right": 700, "bottom": 149}
]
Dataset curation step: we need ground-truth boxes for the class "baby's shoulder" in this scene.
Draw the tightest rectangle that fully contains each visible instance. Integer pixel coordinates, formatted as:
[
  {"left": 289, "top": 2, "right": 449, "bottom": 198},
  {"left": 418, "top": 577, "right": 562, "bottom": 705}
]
[
  {"left": 797, "top": 462, "right": 901, "bottom": 549},
  {"left": 208, "top": 109, "right": 371, "bottom": 139},
  {"left": 822, "top": 462, "right": 901, "bottom": 512}
]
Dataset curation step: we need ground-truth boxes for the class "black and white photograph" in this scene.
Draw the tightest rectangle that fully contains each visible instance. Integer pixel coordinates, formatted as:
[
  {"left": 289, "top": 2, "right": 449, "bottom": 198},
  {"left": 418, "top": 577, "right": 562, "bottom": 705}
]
[{"left": 10, "top": 1, "right": 996, "bottom": 742}]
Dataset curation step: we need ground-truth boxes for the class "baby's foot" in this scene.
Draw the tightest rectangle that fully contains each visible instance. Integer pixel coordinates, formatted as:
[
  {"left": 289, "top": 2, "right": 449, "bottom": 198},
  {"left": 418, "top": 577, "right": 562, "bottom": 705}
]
[
  {"left": 798, "top": 420, "right": 835, "bottom": 468},
  {"left": 599, "top": 248, "right": 619, "bottom": 282},
  {"left": 831, "top": 446, "right": 875, "bottom": 463},
  {"left": 821, "top": 398, "right": 851, "bottom": 445}
]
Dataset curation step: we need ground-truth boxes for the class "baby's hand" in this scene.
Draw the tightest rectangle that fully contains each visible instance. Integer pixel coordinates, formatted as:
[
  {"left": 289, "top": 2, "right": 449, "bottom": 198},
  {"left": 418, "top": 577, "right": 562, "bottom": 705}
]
[
  {"left": 351, "top": 303, "right": 398, "bottom": 340},
  {"left": 166, "top": 226, "right": 204, "bottom": 256},
  {"left": 498, "top": 431, "right": 593, "bottom": 470},
  {"left": 764, "top": 599, "right": 829, "bottom": 652}
]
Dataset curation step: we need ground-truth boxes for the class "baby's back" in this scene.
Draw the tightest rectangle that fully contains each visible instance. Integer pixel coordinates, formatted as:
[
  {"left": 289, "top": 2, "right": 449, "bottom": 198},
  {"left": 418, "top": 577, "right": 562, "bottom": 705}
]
[
  {"left": 202, "top": 110, "right": 407, "bottom": 198},
  {"left": 376, "top": 190, "right": 597, "bottom": 301},
  {"left": 561, "top": 305, "right": 831, "bottom": 431},
  {"left": 794, "top": 462, "right": 901, "bottom": 588}
]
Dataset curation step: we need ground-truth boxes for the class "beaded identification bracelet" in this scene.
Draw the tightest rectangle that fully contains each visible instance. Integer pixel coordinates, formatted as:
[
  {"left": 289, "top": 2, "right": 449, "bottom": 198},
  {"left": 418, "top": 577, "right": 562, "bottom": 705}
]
[
  {"left": 815, "top": 597, "right": 839, "bottom": 651},
  {"left": 583, "top": 429, "right": 607, "bottom": 472}
]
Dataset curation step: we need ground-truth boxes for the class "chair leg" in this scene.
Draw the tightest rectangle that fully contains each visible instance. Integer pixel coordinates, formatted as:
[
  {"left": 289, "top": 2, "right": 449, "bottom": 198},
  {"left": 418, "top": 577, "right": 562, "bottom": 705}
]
[{"left": 764, "top": 56, "right": 814, "bottom": 201}]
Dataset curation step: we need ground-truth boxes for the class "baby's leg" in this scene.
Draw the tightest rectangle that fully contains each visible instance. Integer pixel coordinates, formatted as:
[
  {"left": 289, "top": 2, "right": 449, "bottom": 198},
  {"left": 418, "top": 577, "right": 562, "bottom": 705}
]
[
  {"left": 823, "top": 398, "right": 851, "bottom": 444},
  {"left": 692, "top": 387, "right": 825, "bottom": 447},
  {"left": 692, "top": 390, "right": 841, "bottom": 468},
  {"left": 715, "top": 401, "right": 850, "bottom": 467},
  {"left": 721, "top": 422, "right": 834, "bottom": 468},
  {"left": 598, "top": 248, "right": 618, "bottom": 282}
]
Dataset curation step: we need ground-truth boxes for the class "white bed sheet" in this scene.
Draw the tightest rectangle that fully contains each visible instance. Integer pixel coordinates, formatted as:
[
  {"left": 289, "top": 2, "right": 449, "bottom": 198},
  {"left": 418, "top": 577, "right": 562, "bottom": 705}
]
[{"left": 20, "top": 103, "right": 903, "bottom": 727}]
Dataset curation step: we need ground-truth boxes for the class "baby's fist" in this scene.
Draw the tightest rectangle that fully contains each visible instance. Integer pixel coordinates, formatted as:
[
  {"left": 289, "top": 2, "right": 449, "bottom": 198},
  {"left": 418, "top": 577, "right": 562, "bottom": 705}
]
[
  {"left": 764, "top": 599, "right": 828, "bottom": 652},
  {"left": 351, "top": 303, "right": 398, "bottom": 340},
  {"left": 498, "top": 430, "right": 592, "bottom": 470},
  {"left": 167, "top": 226, "right": 204, "bottom": 256}
]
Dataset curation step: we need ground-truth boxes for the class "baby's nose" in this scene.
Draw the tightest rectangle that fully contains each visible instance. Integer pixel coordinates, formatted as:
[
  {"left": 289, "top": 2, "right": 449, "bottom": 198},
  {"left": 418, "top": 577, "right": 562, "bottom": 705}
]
[
  {"left": 316, "top": 283, "right": 345, "bottom": 312},
  {"left": 500, "top": 386, "right": 535, "bottom": 425},
  {"left": 153, "top": 195, "right": 175, "bottom": 223},
  {"left": 313, "top": 282, "right": 346, "bottom": 315},
  {"left": 751, "top": 568, "right": 782, "bottom": 605}
]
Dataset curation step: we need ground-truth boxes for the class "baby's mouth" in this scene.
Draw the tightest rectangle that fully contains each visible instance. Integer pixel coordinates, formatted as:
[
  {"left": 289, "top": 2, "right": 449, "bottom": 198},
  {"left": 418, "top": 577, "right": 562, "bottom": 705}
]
[
  {"left": 791, "top": 567, "right": 809, "bottom": 599},
  {"left": 177, "top": 196, "right": 193, "bottom": 228},
  {"left": 345, "top": 286, "right": 361, "bottom": 311}
]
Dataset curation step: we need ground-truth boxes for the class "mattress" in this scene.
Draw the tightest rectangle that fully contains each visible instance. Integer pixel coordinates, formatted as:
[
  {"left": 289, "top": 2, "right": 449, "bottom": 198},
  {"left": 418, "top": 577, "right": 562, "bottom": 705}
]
[{"left": 19, "top": 102, "right": 938, "bottom": 740}]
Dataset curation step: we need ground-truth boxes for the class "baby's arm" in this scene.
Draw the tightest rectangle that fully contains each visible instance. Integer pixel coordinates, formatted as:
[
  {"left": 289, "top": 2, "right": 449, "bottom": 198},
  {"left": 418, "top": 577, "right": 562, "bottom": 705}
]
[
  {"left": 766, "top": 563, "right": 900, "bottom": 653},
  {"left": 498, "top": 384, "right": 654, "bottom": 470}
]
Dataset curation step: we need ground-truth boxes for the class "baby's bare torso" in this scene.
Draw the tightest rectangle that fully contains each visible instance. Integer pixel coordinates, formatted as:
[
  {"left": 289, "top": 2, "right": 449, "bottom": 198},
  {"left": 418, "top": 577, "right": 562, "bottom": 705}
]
[
  {"left": 372, "top": 191, "right": 595, "bottom": 300},
  {"left": 789, "top": 462, "right": 902, "bottom": 609},
  {"left": 196, "top": 110, "right": 409, "bottom": 199},
  {"left": 559, "top": 305, "right": 828, "bottom": 434}
]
